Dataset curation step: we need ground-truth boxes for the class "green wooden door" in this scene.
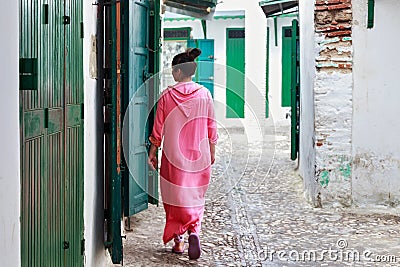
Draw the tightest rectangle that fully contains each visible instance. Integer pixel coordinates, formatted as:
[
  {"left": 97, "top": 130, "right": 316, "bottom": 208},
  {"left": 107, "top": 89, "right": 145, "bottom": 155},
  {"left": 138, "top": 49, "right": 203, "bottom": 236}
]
[
  {"left": 104, "top": 2, "right": 123, "bottom": 263},
  {"left": 106, "top": 0, "right": 160, "bottom": 263},
  {"left": 188, "top": 39, "right": 215, "bottom": 97},
  {"left": 19, "top": 0, "right": 84, "bottom": 266},
  {"left": 282, "top": 26, "right": 292, "bottom": 107},
  {"left": 122, "top": 0, "right": 150, "bottom": 218},
  {"left": 64, "top": 0, "right": 85, "bottom": 265},
  {"left": 226, "top": 28, "right": 245, "bottom": 118},
  {"left": 290, "top": 20, "right": 300, "bottom": 161}
]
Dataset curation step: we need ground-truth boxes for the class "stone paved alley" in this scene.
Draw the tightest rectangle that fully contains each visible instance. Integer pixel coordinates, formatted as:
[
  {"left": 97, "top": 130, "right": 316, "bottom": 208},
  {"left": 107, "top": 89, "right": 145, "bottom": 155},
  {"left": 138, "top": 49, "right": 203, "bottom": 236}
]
[{"left": 114, "top": 126, "right": 400, "bottom": 267}]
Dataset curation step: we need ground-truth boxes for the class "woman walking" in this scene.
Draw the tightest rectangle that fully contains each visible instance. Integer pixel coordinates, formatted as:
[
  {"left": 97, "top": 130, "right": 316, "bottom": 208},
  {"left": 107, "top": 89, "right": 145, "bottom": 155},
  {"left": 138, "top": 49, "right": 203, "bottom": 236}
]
[{"left": 148, "top": 48, "right": 218, "bottom": 260}]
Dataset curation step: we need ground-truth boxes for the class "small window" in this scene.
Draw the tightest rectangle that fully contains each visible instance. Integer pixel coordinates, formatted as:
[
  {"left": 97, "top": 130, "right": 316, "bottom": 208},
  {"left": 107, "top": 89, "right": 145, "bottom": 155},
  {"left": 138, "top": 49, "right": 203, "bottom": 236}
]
[
  {"left": 164, "top": 28, "right": 191, "bottom": 40},
  {"left": 228, "top": 29, "right": 245, "bottom": 39},
  {"left": 284, "top": 28, "right": 292, "bottom": 38}
]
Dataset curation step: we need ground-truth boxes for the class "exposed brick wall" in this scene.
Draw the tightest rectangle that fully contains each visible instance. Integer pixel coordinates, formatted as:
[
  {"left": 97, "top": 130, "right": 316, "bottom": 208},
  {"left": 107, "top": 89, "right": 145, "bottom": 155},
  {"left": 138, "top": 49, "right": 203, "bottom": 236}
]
[
  {"left": 315, "top": 0, "right": 352, "bottom": 72},
  {"left": 312, "top": 0, "right": 353, "bottom": 207}
]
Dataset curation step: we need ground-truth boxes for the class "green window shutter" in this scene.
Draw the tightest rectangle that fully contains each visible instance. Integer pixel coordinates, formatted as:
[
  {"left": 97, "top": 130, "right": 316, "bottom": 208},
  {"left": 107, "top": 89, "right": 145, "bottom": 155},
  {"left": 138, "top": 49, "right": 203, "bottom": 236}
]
[{"left": 20, "top": 0, "right": 84, "bottom": 266}]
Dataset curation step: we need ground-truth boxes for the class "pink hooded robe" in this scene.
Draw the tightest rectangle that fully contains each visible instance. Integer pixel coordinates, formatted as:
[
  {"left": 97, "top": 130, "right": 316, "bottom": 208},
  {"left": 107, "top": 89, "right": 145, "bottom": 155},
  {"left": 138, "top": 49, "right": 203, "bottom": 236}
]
[{"left": 149, "top": 81, "right": 218, "bottom": 244}]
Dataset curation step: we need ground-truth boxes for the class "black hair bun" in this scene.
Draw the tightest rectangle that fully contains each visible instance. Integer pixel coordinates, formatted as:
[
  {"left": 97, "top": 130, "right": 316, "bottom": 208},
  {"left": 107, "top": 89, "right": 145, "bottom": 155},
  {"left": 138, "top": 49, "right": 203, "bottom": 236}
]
[{"left": 187, "top": 48, "right": 202, "bottom": 60}]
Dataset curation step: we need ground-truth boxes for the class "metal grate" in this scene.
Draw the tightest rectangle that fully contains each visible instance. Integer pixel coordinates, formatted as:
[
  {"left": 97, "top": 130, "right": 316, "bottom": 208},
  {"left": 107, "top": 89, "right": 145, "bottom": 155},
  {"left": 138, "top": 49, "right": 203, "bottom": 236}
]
[
  {"left": 228, "top": 29, "right": 245, "bottom": 39},
  {"left": 284, "top": 28, "right": 292, "bottom": 38},
  {"left": 164, "top": 29, "right": 190, "bottom": 39}
]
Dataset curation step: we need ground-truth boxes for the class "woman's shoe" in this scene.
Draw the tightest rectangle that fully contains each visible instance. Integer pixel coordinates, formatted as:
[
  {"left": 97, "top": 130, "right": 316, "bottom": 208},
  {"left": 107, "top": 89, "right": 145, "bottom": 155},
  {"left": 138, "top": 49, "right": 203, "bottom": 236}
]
[
  {"left": 188, "top": 233, "right": 201, "bottom": 260},
  {"left": 172, "top": 235, "right": 185, "bottom": 254}
]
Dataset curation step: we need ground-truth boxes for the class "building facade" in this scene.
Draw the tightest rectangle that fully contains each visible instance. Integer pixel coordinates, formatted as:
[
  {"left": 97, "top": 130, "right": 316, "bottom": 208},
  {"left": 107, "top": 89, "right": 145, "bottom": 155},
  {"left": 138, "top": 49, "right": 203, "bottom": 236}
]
[{"left": 299, "top": 0, "right": 400, "bottom": 208}]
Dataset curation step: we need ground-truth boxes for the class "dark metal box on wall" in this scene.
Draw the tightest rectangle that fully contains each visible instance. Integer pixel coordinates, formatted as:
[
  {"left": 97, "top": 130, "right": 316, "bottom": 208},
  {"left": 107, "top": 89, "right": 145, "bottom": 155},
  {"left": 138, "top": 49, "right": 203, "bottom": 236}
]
[
  {"left": 163, "top": 0, "right": 218, "bottom": 19},
  {"left": 259, "top": 0, "right": 298, "bottom": 18}
]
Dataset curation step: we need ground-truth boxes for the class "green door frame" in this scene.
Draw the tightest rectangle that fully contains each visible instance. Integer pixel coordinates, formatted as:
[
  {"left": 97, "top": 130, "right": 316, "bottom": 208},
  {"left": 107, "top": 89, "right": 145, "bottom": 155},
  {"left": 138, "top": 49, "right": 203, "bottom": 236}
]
[{"left": 290, "top": 19, "right": 300, "bottom": 161}]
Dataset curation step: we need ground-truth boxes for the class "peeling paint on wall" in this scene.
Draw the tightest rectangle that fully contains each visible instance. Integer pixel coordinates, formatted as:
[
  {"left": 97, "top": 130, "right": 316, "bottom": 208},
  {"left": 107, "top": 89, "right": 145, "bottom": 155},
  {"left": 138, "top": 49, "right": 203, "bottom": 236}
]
[
  {"left": 311, "top": 0, "right": 353, "bottom": 208},
  {"left": 353, "top": 152, "right": 400, "bottom": 207},
  {"left": 318, "top": 156, "right": 352, "bottom": 187},
  {"left": 352, "top": 0, "right": 400, "bottom": 208},
  {"left": 302, "top": 0, "right": 400, "bottom": 209},
  {"left": 313, "top": 72, "right": 353, "bottom": 207},
  {"left": 319, "top": 170, "right": 330, "bottom": 187}
]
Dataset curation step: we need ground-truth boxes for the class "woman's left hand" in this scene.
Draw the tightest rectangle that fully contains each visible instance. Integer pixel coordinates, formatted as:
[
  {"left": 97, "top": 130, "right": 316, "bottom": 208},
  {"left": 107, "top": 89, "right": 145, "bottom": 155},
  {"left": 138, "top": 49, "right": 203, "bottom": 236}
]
[
  {"left": 210, "top": 143, "right": 216, "bottom": 165},
  {"left": 148, "top": 144, "right": 158, "bottom": 170}
]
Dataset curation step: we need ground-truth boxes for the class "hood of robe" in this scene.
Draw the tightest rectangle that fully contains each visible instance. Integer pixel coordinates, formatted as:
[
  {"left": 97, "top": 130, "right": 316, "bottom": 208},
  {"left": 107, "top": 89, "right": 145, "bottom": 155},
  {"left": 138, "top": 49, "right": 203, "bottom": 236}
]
[{"left": 167, "top": 82, "right": 204, "bottom": 118}]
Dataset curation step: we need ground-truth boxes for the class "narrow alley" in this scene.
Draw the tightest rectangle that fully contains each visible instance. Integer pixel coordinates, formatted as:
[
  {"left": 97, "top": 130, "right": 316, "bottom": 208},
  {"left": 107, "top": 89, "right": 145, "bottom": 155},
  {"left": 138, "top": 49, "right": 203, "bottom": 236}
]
[{"left": 115, "top": 126, "right": 400, "bottom": 267}]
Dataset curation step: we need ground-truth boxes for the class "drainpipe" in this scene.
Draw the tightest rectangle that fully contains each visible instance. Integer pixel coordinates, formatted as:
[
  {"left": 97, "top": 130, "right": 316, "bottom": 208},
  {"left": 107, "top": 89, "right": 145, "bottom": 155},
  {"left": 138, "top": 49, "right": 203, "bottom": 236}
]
[{"left": 367, "top": 0, "right": 375, "bottom": 29}]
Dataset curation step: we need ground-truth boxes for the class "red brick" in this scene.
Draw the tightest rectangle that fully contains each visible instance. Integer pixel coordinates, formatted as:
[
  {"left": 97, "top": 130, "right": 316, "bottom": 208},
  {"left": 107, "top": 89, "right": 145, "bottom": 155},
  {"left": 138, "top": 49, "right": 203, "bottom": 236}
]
[
  {"left": 338, "top": 63, "right": 352, "bottom": 69},
  {"left": 315, "top": 5, "right": 328, "bottom": 11},
  {"left": 316, "top": 25, "right": 351, "bottom": 32},
  {"left": 327, "top": 30, "right": 351, "bottom": 37},
  {"left": 328, "top": 3, "right": 351, "bottom": 10},
  {"left": 316, "top": 0, "right": 341, "bottom": 5}
]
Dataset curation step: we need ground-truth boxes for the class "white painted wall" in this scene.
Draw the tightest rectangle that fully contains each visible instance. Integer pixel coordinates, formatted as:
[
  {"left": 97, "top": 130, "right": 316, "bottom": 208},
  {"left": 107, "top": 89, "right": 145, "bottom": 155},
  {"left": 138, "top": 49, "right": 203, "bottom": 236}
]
[
  {"left": 298, "top": 0, "right": 317, "bottom": 205},
  {"left": 352, "top": 0, "right": 400, "bottom": 206},
  {"left": 266, "top": 16, "right": 297, "bottom": 125},
  {"left": 235, "top": 2, "right": 269, "bottom": 136},
  {"left": 0, "top": 2, "right": 20, "bottom": 266},
  {"left": 83, "top": 3, "right": 110, "bottom": 267}
]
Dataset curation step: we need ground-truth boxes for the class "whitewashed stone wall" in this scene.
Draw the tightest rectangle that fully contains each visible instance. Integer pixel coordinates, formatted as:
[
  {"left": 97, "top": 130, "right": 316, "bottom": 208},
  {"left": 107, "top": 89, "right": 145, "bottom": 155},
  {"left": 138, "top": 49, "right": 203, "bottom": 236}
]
[
  {"left": 300, "top": 0, "right": 354, "bottom": 207},
  {"left": 298, "top": 0, "right": 317, "bottom": 206},
  {"left": 302, "top": 0, "right": 400, "bottom": 208},
  {"left": 352, "top": 0, "right": 400, "bottom": 207},
  {"left": 83, "top": 2, "right": 112, "bottom": 266},
  {"left": 0, "top": 2, "right": 20, "bottom": 266},
  {"left": 266, "top": 16, "right": 298, "bottom": 125}
]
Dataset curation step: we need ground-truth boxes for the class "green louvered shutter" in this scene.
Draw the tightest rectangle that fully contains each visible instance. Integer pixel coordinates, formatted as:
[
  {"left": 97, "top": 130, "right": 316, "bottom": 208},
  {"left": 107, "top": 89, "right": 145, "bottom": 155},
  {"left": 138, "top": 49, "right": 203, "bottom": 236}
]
[
  {"left": 20, "top": 0, "right": 84, "bottom": 266},
  {"left": 64, "top": 0, "right": 85, "bottom": 265}
]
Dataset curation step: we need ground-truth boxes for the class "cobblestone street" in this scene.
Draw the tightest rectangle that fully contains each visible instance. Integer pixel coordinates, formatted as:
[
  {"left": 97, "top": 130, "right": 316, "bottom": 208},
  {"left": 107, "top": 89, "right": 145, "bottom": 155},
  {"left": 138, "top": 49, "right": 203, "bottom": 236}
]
[{"left": 115, "top": 126, "right": 400, "bottom": 267}]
